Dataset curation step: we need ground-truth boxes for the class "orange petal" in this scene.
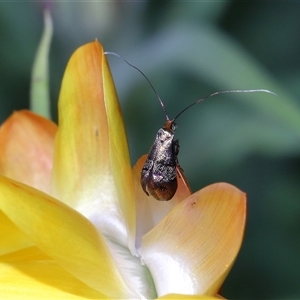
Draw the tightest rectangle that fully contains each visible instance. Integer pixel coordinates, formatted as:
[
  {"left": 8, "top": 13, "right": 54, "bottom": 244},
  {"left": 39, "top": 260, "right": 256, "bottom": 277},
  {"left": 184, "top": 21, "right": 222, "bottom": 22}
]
[
  {"left": 0, "top": 176, "right": 136, "bottom": 298},
  {"left": 0, "top": 110, "right": 57, "bottom": 194},
  {"left": 141, "top": 183, "right": 246, "bottom": 297},
  {"left": 133, "top": 155, "right": 191, "bottom": 249},
  {"left": 51, "top": 40, "right": 136, "bottom": 253}
]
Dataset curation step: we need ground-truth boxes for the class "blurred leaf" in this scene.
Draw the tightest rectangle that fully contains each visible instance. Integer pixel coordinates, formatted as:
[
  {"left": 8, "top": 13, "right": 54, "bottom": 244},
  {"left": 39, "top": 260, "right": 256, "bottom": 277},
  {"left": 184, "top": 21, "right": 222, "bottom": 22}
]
[{"left": 30, "top": 8, "right": 53, "bottom": 119}]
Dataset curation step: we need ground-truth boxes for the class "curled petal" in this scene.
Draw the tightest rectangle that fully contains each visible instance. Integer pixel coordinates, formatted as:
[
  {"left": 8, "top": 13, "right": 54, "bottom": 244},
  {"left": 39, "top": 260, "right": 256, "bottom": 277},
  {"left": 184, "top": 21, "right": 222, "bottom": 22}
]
[
  {"left": 0, "top": 110, "right": 57, "bottom": 194},
  {"left": 0, "top": 176, "right": 136, "bottom": 298},
  {"left": 133, "top": 155, "right": 191, "bottom": 249},
  {"left": 51, "top": 40, "right": 136, "bottom": 253},
  {"left": 141, "top": 183, "right": 246, "bottom": 297}
]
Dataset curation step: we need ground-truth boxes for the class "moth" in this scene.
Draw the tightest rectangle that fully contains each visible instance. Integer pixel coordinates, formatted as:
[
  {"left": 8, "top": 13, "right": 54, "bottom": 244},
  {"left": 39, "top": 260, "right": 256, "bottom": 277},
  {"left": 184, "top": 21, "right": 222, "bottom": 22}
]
[{"left": 105, "top": 51, "right": 275, "bottom": 201}]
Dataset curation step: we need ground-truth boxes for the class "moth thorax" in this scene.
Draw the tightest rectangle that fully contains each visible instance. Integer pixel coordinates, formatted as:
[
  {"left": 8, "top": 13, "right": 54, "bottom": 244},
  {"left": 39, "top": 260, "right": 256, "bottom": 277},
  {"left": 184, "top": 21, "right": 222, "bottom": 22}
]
[{"left": 157, "top": 128, "right": 173, "bottom": 143}]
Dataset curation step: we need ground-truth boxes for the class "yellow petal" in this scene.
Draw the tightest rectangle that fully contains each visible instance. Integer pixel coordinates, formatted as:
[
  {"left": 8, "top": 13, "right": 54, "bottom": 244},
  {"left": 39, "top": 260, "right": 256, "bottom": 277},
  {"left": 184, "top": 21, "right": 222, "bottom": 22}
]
[
  {"left": 103, "top": 48, "right": 137, "bottom": 253},
  {"left": 0, "top": 211, "right": 33, "bottom": 255},
  {"left": 0, "top": 110, "right": 57, "bottom": 194},
  {"left": 133, "top": 155, "right": 191, "bottom": 249},
  {"left": 51, "top": 40, "right": 136, "bottom": 253},
  {"left": 141, "top": 183, "right": 246, "bottom": 297},
  {"left": 0, "top": 246, "right": 49, "bottom": 263},
  {"left": 0, "top": 260, "right": 108, "bottom": 299},
  {"left": 0, "top": 176, "right": 136, "bottom": 298}
]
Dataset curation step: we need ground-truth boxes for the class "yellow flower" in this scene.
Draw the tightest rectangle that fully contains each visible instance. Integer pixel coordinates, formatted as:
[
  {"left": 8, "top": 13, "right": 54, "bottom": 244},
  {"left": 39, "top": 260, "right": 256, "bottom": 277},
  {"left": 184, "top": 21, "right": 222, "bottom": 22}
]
[{"left": 0, "top": 40, "right": 246, "bottom": 299}]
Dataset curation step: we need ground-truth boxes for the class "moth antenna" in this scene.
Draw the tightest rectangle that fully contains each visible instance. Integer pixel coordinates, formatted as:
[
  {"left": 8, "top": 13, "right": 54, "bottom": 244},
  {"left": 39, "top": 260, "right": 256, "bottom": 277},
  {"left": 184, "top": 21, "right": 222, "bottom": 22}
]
[
  {"left": 104, "top": 51, "right": 170, "bottom": 121},
  {"left": 174, "top": 89, "right": 277, "bottom": 121}
]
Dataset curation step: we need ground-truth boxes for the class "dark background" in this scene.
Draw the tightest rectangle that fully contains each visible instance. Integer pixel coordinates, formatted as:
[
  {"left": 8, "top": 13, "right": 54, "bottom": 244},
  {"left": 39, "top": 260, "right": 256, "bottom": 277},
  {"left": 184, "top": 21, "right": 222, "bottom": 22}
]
[{"left": 1, "top": 2, "right": 300, "bottom": 299}]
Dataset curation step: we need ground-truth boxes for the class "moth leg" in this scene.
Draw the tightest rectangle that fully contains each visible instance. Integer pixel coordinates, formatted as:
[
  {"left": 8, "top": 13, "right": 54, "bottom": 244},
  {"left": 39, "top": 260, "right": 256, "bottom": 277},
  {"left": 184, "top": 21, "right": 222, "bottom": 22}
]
[
  {"left": 176, "top": 164, "right": 192, "bottom": 194},
  {"left": 174, "top": 139, "right": 183, "bottom": 173}
]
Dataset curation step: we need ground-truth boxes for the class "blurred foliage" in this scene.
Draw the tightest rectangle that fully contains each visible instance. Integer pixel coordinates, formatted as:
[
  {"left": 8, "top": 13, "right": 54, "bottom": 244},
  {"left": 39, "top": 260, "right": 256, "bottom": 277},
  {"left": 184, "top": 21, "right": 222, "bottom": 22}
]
[{"left": 1, "top": 2, "right": 300, "bottom": 299}]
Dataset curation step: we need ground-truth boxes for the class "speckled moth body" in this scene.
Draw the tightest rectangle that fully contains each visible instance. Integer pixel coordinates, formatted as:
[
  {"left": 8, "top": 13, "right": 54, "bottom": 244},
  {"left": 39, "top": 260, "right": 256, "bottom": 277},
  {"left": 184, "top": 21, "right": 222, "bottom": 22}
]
[
  {"left": 140, "top": 119, "right": 179, "bottom": 200},
  {"left": 104, "top": 51, "right": 275, "bottom": 201}
]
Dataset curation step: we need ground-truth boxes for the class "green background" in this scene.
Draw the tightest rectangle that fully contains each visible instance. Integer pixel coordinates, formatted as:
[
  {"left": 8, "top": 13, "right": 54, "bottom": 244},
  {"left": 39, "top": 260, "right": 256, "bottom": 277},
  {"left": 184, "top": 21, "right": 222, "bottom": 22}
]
[{"left": 1, "top": 2, "right": 300, "bottom": 299}]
